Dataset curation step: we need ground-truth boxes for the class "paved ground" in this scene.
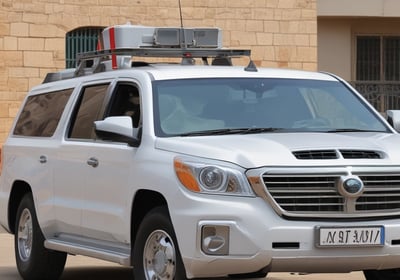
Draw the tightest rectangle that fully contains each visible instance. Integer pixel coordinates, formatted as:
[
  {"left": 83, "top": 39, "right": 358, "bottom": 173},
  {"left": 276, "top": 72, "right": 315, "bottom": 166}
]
[{"left": 0, "top": 233, "right": 364, "bottom": 280}]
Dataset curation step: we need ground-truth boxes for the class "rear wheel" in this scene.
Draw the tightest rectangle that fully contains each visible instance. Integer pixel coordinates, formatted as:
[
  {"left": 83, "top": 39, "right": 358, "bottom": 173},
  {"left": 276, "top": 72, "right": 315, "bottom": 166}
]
[
  {"left": 364, "top": 269, "right": 400, "bottom": 280},
  {"left": 133, "top": 206, "right": 187, "bottom": 280},
  {"left": 15, "top": 193, "right": 67, "bottom": 280}
]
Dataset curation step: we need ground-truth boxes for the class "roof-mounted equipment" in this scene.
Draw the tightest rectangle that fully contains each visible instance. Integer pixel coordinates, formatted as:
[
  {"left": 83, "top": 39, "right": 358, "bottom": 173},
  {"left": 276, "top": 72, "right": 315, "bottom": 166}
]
[{"left": 44, "top": 24, "right": 257, "bottom": 83}]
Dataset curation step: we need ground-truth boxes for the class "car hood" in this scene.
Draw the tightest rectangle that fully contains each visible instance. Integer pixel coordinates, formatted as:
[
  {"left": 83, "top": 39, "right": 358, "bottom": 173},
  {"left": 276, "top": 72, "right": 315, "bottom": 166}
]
[{"left": 155, "top": 132, "right": 400, "bottom": 168}]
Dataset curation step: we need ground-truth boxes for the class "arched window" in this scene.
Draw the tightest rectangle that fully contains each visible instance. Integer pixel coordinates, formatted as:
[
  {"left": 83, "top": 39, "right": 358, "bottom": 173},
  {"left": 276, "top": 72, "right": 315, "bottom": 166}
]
[{"left": 65, "top": 26, "right": 104, "bottom": 68}]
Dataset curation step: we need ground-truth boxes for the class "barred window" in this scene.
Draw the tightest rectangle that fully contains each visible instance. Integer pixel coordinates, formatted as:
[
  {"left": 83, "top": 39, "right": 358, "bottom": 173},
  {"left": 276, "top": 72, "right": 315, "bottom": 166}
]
[
  {"left": 356, "top": 36, "right": 400, "bottom": 81},
  {"left": 384, "top": 37, "right": 400, "bottom": 81},
  {"left": 65, "top": 26, "right": 104, "bottom": 68}
]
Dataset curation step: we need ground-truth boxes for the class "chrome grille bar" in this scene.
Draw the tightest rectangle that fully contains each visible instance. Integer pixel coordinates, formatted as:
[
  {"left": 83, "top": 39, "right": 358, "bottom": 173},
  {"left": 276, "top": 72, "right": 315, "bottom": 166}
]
[{"left": 261, "top": 171, "right": 400, "bottom": 218}]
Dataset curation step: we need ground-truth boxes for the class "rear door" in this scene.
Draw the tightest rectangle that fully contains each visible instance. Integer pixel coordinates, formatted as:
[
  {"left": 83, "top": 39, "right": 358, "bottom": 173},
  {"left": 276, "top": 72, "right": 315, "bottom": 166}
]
[{"left": 10, "top": 88, "right": 73, "bottom": 234}]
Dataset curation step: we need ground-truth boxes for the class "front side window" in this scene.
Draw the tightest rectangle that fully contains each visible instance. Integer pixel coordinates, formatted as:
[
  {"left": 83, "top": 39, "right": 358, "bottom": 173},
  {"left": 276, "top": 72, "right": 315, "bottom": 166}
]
[
  {"left": 153, "top": 78, "right": 389, "bottom": 137},
  {"left": 14, "top": 88, "right": 73, "bottom": 137},
  {"left": 106, "top": 83, "right": 141, "bottom": 128},
  {"left": 69, "top": 84, "right": 109, "bottom": 139}
]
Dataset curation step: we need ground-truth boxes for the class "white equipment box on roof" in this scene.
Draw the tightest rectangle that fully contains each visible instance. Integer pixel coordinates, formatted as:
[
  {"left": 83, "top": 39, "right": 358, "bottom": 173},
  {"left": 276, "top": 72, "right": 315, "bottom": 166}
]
[
  {"left": 102, "top": 25, "right": 155, "bottom": 49},
  {"left": 101, "top": 24, "right": 222, "bottom": 49},
  {"left": 42, "top": 23, "right": 253, "bottom": 82}
]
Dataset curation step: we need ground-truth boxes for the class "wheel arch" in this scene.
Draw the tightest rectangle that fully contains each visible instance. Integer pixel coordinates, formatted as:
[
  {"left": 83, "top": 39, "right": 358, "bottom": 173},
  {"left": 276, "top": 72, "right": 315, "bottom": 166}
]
[
  {"left": 8, "top": 180, "right": 32, "bottom": 234},
  {"left": 131, "top": 189, "right": 168, "bottom": 258}
]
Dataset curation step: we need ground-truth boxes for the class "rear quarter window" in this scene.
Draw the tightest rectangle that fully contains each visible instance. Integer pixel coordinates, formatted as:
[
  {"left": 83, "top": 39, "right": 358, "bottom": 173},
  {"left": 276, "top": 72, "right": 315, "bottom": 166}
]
[{"left": 14, "top": 88, "right": 73, "bottom": 137}]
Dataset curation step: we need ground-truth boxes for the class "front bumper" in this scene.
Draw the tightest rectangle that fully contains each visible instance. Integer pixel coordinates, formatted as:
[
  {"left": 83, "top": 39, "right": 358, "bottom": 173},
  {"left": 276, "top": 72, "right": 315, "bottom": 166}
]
[{"left": 171, "top": 193, "right": 400, "bottom": 278}]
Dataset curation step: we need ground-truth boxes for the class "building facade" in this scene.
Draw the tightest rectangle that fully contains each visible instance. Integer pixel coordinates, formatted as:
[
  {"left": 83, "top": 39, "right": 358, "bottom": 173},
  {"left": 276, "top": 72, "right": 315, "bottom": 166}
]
[
  {"left": 318, "top": 0, "right": 400, "bottom": 113},
  {"left": 0, "top": 0, "right": 317, "bottom": 143}
]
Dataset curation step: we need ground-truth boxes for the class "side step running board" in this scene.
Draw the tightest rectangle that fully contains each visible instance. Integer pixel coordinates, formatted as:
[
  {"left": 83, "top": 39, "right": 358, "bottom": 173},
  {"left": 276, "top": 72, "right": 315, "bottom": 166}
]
[{"left": 45, "top": 239, "right": 131, "bottom": 266}]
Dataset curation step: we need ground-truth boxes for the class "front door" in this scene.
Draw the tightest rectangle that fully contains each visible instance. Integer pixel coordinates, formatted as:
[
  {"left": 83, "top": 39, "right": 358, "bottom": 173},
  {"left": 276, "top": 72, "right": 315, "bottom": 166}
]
[{"left": 53, "top": 82, "right": 110, "bottom": 236}]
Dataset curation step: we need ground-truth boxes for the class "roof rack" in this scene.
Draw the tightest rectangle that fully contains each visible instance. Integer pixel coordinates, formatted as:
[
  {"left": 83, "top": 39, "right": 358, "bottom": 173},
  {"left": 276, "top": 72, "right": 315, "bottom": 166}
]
[
  {"left": 75, "top": 47, "right": 253, "bottom": 74},
  {"left": 43, "top": 24, "right": 257, "bottom": 83}
]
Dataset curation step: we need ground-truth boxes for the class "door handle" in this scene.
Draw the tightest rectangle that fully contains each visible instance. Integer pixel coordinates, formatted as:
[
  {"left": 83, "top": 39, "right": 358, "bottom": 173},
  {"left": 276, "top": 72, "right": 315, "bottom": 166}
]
[
  {"left": 39, "top": 155, "right": 47, "bottom": 164},
  {"left": 87, "top": 157, "right": 99, "bottom": 168}
]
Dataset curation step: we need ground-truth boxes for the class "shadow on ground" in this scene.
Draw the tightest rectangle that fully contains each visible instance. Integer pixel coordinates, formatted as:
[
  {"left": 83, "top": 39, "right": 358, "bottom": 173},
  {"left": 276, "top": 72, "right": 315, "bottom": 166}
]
[
  {"left": 61, "top": 266, "right": 133, "bottom": 279},
  {"left": 0, "top": 267, "right": 20, "bottom": 280},
  {"left": 0, "top": 264, "right": 263, "bottom": 280},
  {"left": 61, "top": 266, "right": 262, "bottom": 280}
]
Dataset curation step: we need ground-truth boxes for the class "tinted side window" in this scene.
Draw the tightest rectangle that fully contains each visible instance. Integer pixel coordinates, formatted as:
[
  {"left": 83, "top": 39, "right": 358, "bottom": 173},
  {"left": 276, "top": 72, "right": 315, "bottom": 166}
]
[
  {"left": 107, "top": 83, "right": 141, "bottom": 128},
  {"left": 14, "top": 89, "right": 73, "bottom": 137},
  {"left": 69, "top": 84, "right": 109, "bottom": 139}
]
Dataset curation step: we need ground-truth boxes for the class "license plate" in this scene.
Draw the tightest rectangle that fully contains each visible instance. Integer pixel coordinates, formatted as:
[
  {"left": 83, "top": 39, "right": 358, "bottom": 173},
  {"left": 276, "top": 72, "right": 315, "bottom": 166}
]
[{"left": 317, "top": 226, "right": 384, "bottom": 247}]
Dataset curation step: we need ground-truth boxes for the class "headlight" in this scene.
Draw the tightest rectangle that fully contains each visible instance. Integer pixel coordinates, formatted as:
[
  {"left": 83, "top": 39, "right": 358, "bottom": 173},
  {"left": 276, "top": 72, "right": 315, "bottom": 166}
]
[
  {"left": 199, "top": 167, "right": 225, "bottom": 191},
  {"left": 174, "top": 157, "right": 254, "bottom": 197}
]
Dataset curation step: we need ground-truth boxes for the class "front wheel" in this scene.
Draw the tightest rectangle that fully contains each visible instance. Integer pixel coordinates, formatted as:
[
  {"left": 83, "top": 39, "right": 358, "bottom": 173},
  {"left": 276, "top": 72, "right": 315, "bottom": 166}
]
[
  {"left": 15, "top": 193, "right": 67, "bottom": 280},
  {"left": 133, "top": 206, "right": 187, "bottom": 280},
  {"left": 364, "top": 269, "right": 400, "bottom": 280}
]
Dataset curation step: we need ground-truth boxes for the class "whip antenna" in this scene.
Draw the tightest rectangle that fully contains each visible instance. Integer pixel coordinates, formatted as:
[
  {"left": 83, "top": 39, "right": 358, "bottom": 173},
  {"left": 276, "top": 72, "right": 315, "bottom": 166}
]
[
  {"left": 178, "top": 0, "right": 186, "bottom": 48},
  {"left": 178, "top": 0, "right": 184, "bottom": 29}
]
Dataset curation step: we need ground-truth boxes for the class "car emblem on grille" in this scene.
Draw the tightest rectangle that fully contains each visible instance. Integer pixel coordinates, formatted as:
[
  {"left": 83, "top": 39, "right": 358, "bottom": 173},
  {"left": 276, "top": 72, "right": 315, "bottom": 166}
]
[{"left": 338, "top": 176, "right": 364, "bottom": 198}]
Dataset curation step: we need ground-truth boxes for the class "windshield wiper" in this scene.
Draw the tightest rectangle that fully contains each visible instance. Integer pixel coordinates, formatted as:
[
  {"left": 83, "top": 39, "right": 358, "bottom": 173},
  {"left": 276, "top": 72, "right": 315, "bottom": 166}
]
[
  {"left": 240, "top": 127, "right": 285, "bottom": 134},
  {"left": 179, "top": 127, "right": 285, "bottom": 136},
  {"left": 325, "top": 128, "right": 385, "bottom": 133}
]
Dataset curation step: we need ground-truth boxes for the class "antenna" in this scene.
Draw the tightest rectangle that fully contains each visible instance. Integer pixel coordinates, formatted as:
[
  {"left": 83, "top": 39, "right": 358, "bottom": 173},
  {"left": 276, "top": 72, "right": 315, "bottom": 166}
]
[
  {"left": 178, "top": 0, "right": 184, "bottom": 29},
  {"left": 178, "top": 0, "right": 187, "bottom": 48}
]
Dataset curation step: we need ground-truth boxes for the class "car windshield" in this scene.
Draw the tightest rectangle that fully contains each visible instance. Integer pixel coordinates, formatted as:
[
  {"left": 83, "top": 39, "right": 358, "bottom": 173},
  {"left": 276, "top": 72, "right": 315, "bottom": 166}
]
[{"left": 152, "top": 78, "right": 389, "bottom": 137}]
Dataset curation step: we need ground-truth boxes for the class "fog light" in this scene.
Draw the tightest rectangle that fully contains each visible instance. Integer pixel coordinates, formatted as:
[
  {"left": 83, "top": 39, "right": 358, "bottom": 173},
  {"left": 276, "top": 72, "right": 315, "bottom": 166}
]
[{"left": 201, "top": 225, "right": 229, "bottom": 255}]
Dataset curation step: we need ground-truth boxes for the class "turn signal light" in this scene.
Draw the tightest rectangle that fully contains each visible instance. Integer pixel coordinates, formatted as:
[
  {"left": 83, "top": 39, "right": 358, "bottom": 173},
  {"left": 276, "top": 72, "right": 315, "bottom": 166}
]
[{"left": 174, "top": 158, "right": 200, "bottom": 192}]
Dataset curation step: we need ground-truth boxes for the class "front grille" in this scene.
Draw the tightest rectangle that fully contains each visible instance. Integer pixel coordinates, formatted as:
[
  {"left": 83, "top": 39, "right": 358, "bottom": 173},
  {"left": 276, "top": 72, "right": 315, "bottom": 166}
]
[
  {"left": 263, "top": 172, "right": 400, "bottom": 217},
  {"left": 356, "top": 175, "right": 400, "bottom": 211},
  {"left": 264, "top": 175, "right": 344, "bottom": 212}
]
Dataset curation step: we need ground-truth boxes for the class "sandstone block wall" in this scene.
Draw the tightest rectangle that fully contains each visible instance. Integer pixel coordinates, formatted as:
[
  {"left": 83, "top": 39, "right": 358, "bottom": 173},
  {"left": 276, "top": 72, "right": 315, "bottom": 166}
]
[{"left": 0, "top": 0, "right": 317, "bottom": 143}]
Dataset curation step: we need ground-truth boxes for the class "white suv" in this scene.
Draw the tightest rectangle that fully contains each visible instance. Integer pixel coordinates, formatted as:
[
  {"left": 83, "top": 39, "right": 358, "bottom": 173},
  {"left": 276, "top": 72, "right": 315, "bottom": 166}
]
[{"left": 1, "top": 25, "right": 400, "bottom": 280}]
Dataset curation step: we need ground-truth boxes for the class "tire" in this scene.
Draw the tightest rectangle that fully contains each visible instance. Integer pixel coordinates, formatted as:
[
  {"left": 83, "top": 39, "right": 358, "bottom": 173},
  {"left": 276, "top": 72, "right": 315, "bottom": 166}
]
[
  {"left": 14, "top": 193, "right": 67, "bottom": 280},
  {"left": 133, "top": 206, "right": 187, "bottom": 280},
  {"left": 364, "top": 269, "right": 400, "bottom": 280}
]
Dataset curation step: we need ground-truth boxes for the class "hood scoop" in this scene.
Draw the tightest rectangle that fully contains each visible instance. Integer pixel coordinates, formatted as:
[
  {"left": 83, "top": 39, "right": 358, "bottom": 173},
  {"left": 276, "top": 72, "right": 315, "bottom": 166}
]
[{"left": 293, "top": 149, "right": 382, "bottom": 160}]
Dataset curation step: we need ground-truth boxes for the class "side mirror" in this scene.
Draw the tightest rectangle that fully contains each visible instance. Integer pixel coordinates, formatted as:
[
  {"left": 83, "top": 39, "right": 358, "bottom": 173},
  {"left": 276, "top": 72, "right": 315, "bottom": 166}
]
[
  {"left": 94, "top": 116, "right": 140, "bottom": 146},
  {"left": 386, "top": 110, "right": 400, "bottom": 132}
]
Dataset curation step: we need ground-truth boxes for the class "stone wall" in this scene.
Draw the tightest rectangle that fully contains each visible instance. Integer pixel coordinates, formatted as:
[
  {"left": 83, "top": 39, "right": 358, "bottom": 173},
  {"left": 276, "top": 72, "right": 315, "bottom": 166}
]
[{"left": 0, "top": 0, "right": 317, "bottom": 143}]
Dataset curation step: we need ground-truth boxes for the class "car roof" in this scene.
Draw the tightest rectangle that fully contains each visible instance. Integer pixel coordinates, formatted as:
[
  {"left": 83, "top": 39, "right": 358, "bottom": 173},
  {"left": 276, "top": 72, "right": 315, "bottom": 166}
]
[
  {"left": 30, "top": 64, "right": 338, "bottom": 94},
  {"left": 142, "top": 64, "right": 338, "bottom": 81}
]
